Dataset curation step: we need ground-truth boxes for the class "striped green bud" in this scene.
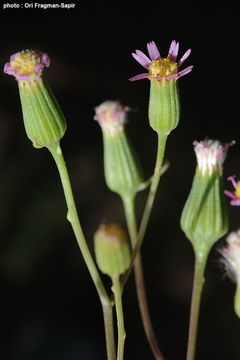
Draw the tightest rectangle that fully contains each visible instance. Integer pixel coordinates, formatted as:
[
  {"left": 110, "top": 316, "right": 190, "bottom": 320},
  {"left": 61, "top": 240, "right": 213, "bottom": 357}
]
[
  {"left": 94, "top": 101, "right": 144, "bottom": 199},
  {"left": 4, "top": 50, "right": 66, "bottom": 148},
  {"left": 94, "top": 223, "right": 131, "bottom": 277},
  {"left": 180, "top": 140, "right": 231, "bottom": 258}
]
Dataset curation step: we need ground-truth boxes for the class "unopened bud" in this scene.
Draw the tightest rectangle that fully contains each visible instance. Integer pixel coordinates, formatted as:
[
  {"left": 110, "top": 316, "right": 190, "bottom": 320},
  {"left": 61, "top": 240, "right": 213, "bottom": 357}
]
[
  {"left": 94, "top": 223, "right": 131, "bottom": 277},
  {"left": 180, "top": 140, "right": 231, "bottom": 258},
  {"left": 94, "top": 100, "right": 144, "bottom": 199}
]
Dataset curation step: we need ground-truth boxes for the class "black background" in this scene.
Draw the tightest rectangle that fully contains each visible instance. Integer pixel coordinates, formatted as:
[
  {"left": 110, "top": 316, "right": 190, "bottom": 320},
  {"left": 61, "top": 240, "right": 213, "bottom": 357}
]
[{"left": 0, "top": 2, "right": 240, "bottom": 359}]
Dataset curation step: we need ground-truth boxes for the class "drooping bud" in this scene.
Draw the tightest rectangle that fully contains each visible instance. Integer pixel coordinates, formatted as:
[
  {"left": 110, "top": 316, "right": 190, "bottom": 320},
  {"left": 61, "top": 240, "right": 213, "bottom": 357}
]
[
  {"left": 180, "top": 139, "right": 232, "bottom": 259},
  {"left": 129, "top": 40, "right": 193, "bottom": 135},
  {"left": 94, "top": 223, "right": 131, "bottom": 277},
  {"left": 4, "top": 50, "right": 66, "bottom": 148},
  {"left": 94, "top": 100, "right": 144, "bottom": 199},
  {"left": 220, "top": 230, "right": 240, "bottom": 318}
]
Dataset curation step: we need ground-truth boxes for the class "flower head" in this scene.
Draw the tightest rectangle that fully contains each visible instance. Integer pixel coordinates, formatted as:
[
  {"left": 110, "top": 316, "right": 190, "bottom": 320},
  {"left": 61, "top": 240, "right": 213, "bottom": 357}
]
[
  {"left": 193, "top": 140, "right": 234, "bottom": 176},
  {"left": 221, "top": 230, "right": 240, "bottom": 282},
  {"left": 225, "top": 176, "right": 240, "bottom": 206},
  {"left": 94, "top": 100, "right": 130, "bottom": 136},
  {"left": 3, "top": 49, "right": 66, "bottom": 148},
  {"left": 129, "top": 40, "right": 193, "bottom": 81},
  {"left": 4, "top": 50, "right": 50, "bottom": 81}
]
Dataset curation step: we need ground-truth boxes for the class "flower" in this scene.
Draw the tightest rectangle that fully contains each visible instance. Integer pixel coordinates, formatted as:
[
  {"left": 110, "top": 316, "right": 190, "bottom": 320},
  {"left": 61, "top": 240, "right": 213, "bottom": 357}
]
[
  {"left": 129, "top": 40, "right": 193, "bottom": 82},
  {"left": 4, "top": 50, "right": 66, "bottom": 148},
  {"left": 220, "top": 230, "right": 240, "bottom": 318},
  {"left": 193, "top": 140, "right": 234, "bottom": 176},
  {"left": 221, "top": 230, "right": 240, "bottom": 282},
  {"left": 4, "top": 50, "right": 50, "bottom": 81},
  {"left": 94, "top": 100, "right": 130, "bottom": 136},
  {"left": 225, "top": 176, "right": 240, "bottom": 206}
]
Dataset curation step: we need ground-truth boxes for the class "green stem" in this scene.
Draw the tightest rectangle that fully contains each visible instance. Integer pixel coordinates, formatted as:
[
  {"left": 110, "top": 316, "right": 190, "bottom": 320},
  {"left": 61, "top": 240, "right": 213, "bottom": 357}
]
[
  {"left": 137, "top": 133, "right": 167, "bottom": 252},
  {"left": 186, "top": 253, "right": 207, "bottom": 360},
  {"left": 123, "top": 196, "right": 164, "bottom": 360},
  {"left": 112, "top": 276, "right": 126, "bottom": 360},
  {"left": 47, "top": 142, "right": 116, "bottom": 360}
]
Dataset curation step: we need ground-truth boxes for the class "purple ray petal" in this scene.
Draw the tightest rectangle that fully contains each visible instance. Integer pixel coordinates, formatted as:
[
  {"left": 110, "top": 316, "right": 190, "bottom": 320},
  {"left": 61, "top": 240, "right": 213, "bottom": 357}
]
[
  {"left": 147, "top": 41, "right": 160, "bottom": 60},
  {"left": 132, "top": 51, "right": 151, "bottom": 69},
  {"left": 227, "top": 175, "right": 238, "bottom": 189},
  {"left": 177, "top": 66, "right": 194, "bottom": 78},
  {"left": 224, "top": 190, "right": 236, "bottom": 199},
  {"left": 168, "top": 40, "right": 179, "bottom": 60},
  {"left": 230, "top": 198, "right": 240, "bottom": 206},
  {"left": 179, "top": 49, "right": 192, "bottom": 66},
  {"left": 129, "top": 73, "right": 149, "bottom": 81}
]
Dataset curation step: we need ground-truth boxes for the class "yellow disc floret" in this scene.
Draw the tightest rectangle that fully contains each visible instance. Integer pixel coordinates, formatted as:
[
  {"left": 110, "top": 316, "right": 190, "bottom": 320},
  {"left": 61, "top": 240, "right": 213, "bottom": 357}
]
[
  {"left": 235, "top": 182, "right": 240, "bottom": 199},
  {"left": 149, "top": 56, "right": 178, "bottom": 78},
  {"left": 10, "top": 51, "right": 41, "bottom": 76}
]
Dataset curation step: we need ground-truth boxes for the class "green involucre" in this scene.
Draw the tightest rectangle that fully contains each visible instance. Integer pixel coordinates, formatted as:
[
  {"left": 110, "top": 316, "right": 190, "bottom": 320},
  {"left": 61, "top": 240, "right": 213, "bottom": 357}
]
[
  {"left": 149, "top": 79, "right": 180, "bottom": 135},
  {"left": 18, "top": 78, "right": 66, "bottom": 148},
  {"left": 180, "top": 168, "right": 228, "bottom": 258}
]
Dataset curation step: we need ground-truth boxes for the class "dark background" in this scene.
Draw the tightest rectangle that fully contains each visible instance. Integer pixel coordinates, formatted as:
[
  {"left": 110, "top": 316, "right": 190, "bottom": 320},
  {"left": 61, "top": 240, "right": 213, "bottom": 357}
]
[{"left": 0, "top": 2, "right": 240, "bottom": 359}]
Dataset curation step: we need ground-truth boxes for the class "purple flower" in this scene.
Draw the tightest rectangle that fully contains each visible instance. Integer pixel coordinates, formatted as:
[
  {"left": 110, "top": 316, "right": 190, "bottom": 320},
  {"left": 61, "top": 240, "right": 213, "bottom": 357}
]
[
  {"left": 4, "top": 50, "right": 50, "bottom": 81},
  {"left": 225, "top": 176, "right": 240, "bottom": 206},
  {"left": 129, "top": 40, "right": 193, "bottom": 82}
]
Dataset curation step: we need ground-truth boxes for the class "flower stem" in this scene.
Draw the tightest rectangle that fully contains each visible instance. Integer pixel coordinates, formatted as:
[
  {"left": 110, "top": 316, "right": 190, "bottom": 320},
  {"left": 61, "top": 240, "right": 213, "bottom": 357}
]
[
  {"left": 47, "top": 142, "right": 116, "bottom": 360},
  {"left": 123, "top": 196, "right": 164, "bottom": 360},
  {"left": 186, "top": 253, "right": 208, "bottom": 360},
  {"left": 138, "top": 133, "right": 167, "bottom": 251},
  {"left": 112, "top": 276, "right": 126, "bottom": 360}
]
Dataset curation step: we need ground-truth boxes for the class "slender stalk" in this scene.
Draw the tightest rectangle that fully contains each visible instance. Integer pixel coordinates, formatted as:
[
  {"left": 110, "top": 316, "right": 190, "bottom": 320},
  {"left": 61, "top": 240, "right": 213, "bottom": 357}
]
[
  {"left": 138, "top": 133, "right": 167, "bottom": 252},
  {"left": 112, "top": 276, "right": 126, "bottom": 360},
  {"left": 47, "top": 142, "right": 116, "bottom": 360},
  {"left": 186, "top": 253, "right": 207, "bottom": 360},
  {"left": 122, "top": 133, "right": 167, "bottom": 286},
  {"left": 123, "top": 196, "right": 164, "bottom": 360}
]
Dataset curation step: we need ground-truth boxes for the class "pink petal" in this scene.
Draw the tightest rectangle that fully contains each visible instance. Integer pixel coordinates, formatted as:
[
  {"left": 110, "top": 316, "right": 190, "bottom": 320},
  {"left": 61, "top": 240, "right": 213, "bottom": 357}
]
[
  {"left": 179, "top": 49, "right": 192, "bottom": 66},
  {"left": 129, "top": 73, "right": 149, "bottom": 81},
  {"left": 132, "top": 50, "right": 151, "bottom": 69},
  {"left": 176, "top": 66, "right": 194, "bottom": 79},
  {"left": 224, "top": 190, "right": 236, "bottom": 200},
  {"left": 147, "top": 41, "right": 160, "bottom": 60},
  {"left": 227, "top": 175, "right": 238, "bottom": 189},
  {"left": 168, "top": 40, "right": 179, "bottom": 60},
  {"left": 230, "top": 199, "right": 240, "bottom": 206}
]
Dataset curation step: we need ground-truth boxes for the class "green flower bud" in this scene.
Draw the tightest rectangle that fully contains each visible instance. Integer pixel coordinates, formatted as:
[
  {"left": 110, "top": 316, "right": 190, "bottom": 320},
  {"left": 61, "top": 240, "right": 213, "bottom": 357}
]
[
  {"left": 221, "top": 230, "right": 240, "bottom": 318},
  {"left": 94, "top": 101, "right": 144, "bottom": 199},
  {"left": 4, "top": 50, "right": 66, "bottom": 148},
  {"left": 180, "top": 140, "right": 231, "bottom": 258},
  {"left": 94, "top": 223, "right": 131, "bottom": 277},
  {"left": 148, "top": 79, "right": 180, "bottom": 135}
]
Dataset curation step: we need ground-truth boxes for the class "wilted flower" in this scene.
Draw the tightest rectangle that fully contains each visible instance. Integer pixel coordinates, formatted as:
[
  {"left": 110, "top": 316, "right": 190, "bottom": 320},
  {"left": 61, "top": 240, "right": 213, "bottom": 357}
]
[
  {"left": 94, "top": 100, "right": 129, "bottom": 136},
  {"left": 129, "top": 40, "right": 193, "bottom": 82},
  {"left": 193, "top": 140, "right": 234, "bottom": 176}
]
